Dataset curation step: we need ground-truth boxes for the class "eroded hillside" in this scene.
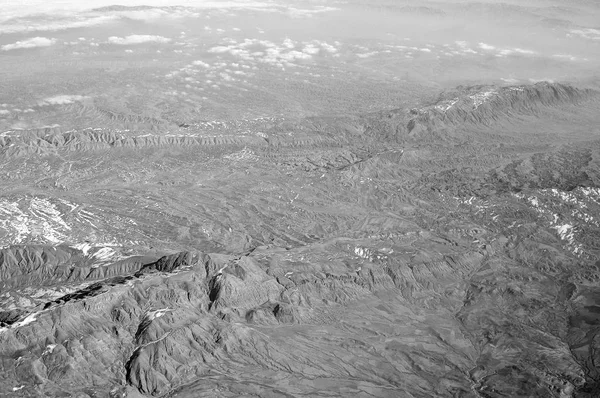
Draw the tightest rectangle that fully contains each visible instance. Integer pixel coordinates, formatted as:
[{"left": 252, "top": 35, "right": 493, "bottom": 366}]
[{"left": 0, "top": 82, "right": 600, "bottom": 397}]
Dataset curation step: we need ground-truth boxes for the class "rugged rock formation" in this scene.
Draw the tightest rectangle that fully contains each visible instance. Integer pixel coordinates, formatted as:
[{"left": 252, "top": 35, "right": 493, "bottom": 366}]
[{"left": 2, "top": 83, "right": 600, "bottom": 397}]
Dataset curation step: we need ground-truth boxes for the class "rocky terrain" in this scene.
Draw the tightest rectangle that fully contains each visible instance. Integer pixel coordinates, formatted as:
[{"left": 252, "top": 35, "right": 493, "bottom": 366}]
[
  {"left": 2, "top": 0, "right": 600, "bottom": 396},
  {"left": 0, "top": 82, "right": 599, "bottom": 397}
]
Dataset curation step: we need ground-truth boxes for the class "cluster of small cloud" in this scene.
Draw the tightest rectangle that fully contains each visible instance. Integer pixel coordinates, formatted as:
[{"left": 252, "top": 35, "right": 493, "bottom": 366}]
[
  {"left": 38, "top": 95, "right": 89, "bottom": 106},
  {"left": 1, "top": 37, "right": 56, "bottom": 51},
  {"left": 206, "top": 38, "right": 340, "bottom": 67},
  {"left": 107, "top": 35, "right": 171, "bottom": 45},
  {"left": 166, "top": 58, "right": 256, "bottom": 89},
  {"left": 355, "top": 40, "right": 580, "bottom": 65}
]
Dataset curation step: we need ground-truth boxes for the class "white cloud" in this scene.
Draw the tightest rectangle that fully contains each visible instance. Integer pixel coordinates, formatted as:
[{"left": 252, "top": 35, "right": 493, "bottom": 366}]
[
  {"left": 287, "top": 6, "right": 339, "bottom": 18},
  {"left": 279, "top": 50, "right": 312, "bottom": 61},
  {"left": 208, "top": 38, "right": 319, "bottom": 66},
  {"left": 478, "top": 42, "right": 495, "bottom": 50},
  {"left": 453, "top": 41, "right": 536, "bottom": 58},
  {"left": 501, "top": 77, "right": 520, "bottom": 84},
  {"left": 39, "top": 95, "right": 89, "bottom": 106},
  {"left": 529, "top": 78, "right": 555, "bottom": 83},
  {"left": 302, "top": 45, "right": 320, "bottom": 55},
  {"left": 357, "top": 52, "right": 379, "bottom": 58},
  {"left": 553, "top": 54, "right": 578, "bottom": 61},
  {"left": 107, "top": 35, "right": 171, "bottom": 45},
  {"left": 193, "top": 60, "right": 211, "bottom": 68},
  {"left": 1, "top": 2, "right": 339, "bottom": 34},
  {"left": 0, "top": 1, "right": 274, "bottom": 23},
  {"left": 1, "top": 37, "right": 56, "bottom": 51},
  {"left": 568, "top": 28, "right": 600, "bottom": 41},
  {"left": 497, "top": 48, "right": 536, "bottom": 56},
  {"left": 513, "top": 48, "right": 536, "bottom": 55},
  {"left": 0, "top": 15, "right": 117, "bottom": 35},
  {"left": 316, "top": 41, "right": 338, "bottom": 53},
  {"left": 208, "top": 45, "right": 235, "bottom": 53},
  {"left": 283, "top": 38, "right": 296, "bottom": 49}
]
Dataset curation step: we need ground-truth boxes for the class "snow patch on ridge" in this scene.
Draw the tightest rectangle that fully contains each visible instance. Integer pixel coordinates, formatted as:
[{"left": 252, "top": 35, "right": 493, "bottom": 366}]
[
  {"left": 512, "top": 186, "right": 600, "bottom": 257},
  {"left": 469, "top": 90, "right": 497, "bottom": 109},
  {"left": 146, "top": 308, "right": 172, "bottom": 321},
  {"left": 0, "top": 197, "right": 72, "bottom": 245},
  {"left": 435, "top": 98, "right": 459, "bottom": 113}
]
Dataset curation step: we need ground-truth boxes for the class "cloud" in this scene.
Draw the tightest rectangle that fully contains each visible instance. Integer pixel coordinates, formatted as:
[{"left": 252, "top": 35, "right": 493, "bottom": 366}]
[
  {"left": 283, "top": 38, "right": 296, "bottom": 49},
  {"left": 107, "top": 35, "right": 171, "bottom": 45},
  {"left": 0, "top": 15, "right": 118, "bottom": 34},
  {"left": 568, "top": 28, "right": 600, "bottom": 41},
  {"left": 529, "top": 78, "right": 555, "bottom": 83},
  {"left": 497, "top": 48, "right": 536, "bottom": 56},
  {"left": 315, "top": 41, "right": 338, "bottom": 53},
  {"left": 1, "top": 37, "right": 56, "bottom": 51},
  {"left": 0, "top": 2, "right": 273, "bottom": 24},
  {"left": 39, "top": 95, "right": 89, "bottom": 105},
  {"left": 192, "top": 60, "right": 211, "bottom": 68},
  {"left": 452, "top": 41, "right": 536, "bottom": 57},
  {"left": 287, "top": 6, "right": 339, "bottom": 18},
  {"left": 357, "top": 52, "right": 379, "bottom": 58},
  {"left": 501, "top": 77, "right": 520, "bottom": 84},
  {"left": 302, "top": 44, "right": 320, "bottom": 55},
  {"left": 205, "top": 38, "right": 342, "bottom": 68},
  {"left": 553, "top": 54, "right": 587, "bottom": 62},
  {"left": 208, "top": 45, "right": 234, "bottom": 53},
  {"left": 278, "top": 50, "right": 312, "bottom": 61},
  {"left": 1, "top": 3, "right": 339, "bottom": 34}
]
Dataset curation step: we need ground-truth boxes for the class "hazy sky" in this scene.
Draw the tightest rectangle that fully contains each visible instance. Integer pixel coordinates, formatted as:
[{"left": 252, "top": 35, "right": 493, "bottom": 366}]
[{"left": 0, "top": 0, "right": 274, "bottom": 21}]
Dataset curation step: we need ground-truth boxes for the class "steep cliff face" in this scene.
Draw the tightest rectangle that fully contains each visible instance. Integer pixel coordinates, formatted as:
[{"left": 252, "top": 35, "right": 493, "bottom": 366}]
[{"left": 2, "top": 83, "right": 600, "bottom": 397}]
